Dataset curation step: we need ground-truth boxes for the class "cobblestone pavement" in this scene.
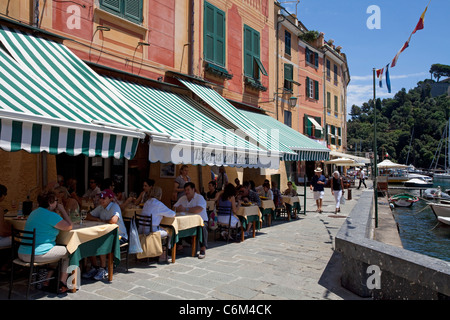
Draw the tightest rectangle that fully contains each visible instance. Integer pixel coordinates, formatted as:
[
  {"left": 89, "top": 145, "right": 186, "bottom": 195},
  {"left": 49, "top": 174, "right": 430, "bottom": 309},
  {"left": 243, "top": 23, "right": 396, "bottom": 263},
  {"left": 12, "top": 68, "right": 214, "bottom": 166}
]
[{"left": 1, "top": 183, "right": 373, "bottom": 301}]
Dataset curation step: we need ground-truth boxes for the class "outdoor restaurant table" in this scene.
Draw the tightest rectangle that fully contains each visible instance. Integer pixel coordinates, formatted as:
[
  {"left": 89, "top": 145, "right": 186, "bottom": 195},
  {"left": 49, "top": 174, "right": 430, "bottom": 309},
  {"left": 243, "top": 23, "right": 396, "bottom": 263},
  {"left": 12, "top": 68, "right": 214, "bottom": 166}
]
[
  {"left": 236, "top": 204, "right": 262, "bottom": 241},
  {"left": 259, "top": 199, "right": 275, "bottom": 226},
  {"left": 123, "top": 207, "right": 143, "bottom": 219},
  {"left": 56, "top": 221, "right": 120, "bottom": 292},
  {"left": 282, "top": 195, "right": 302, "bottom": 220},
  {"left": 160, "top": 213, "right": 204, "bottom": 263},
  {"left": 4, "top": 214, "right": 27, "bottom": 230}
]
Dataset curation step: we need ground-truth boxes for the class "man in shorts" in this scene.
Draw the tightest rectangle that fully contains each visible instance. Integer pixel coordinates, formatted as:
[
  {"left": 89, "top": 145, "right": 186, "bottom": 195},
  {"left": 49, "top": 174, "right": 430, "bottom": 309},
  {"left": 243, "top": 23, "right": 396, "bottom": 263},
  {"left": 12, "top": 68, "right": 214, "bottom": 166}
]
[{"left": 310, "top": 168, "right": 327, "bottom": 213}]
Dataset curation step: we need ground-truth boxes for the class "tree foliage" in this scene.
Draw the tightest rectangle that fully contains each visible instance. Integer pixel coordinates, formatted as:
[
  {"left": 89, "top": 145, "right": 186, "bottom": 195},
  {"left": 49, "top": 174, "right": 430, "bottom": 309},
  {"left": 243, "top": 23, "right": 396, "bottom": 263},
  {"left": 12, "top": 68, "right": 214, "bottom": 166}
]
[
  {"left": 347, "top": 81, "right": 450, "bottom": 169},
  {"left": 429, "top": 64, "right": 450, "bottom": 82}
]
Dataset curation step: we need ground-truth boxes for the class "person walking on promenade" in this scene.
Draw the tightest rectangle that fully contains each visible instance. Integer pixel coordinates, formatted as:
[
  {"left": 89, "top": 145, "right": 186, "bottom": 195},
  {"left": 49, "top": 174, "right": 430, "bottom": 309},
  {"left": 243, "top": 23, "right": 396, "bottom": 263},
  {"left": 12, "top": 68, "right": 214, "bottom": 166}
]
[
  {"left": 357, "top": 170, "right": 367, "bottom": 189},
  {"left": 331, "top": 171, "right": 345, "bottom": 214},
  {"left": 310, "top": 168, "right": 327, "bottom": 213}
]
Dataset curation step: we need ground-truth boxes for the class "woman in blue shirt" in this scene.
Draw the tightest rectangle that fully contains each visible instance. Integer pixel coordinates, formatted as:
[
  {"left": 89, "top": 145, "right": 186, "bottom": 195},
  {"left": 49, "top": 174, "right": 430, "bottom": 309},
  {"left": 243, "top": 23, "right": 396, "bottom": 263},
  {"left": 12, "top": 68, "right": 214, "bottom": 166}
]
[{"left": 18, "top": 191, "right": 73, "bottom": 293}]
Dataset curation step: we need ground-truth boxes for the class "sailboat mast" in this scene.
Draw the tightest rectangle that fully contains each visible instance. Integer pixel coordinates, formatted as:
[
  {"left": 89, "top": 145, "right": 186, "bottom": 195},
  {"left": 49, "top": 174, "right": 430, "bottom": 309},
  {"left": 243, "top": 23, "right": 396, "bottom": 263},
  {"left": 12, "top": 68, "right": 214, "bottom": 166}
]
[{"left": 448, "top": 117, "right": 450, "bottom": 172}]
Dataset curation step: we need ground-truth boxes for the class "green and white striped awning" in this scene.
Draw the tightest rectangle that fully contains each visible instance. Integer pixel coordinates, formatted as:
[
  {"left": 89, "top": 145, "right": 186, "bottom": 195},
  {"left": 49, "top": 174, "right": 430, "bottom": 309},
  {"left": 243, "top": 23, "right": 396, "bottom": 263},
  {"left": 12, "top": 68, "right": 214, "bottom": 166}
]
[
  {"left": 177, "top": 79, "right": 296, "bottom": 168},
  {"left": 0, "top": 26, "right": 168, "bottom": 159},
  {"left": 240, "top": 110, "right": 330, "bottom": 162},
  {"left": 103, "top": 76, "right": 278, "bottom": 168}
]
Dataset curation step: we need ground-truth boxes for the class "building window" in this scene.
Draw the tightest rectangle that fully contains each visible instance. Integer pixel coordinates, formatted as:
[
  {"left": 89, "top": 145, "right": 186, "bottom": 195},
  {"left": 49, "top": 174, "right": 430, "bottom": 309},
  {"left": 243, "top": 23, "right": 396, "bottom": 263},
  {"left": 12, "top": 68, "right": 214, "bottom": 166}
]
[
  {"left": 334, "top": 95, "right": 338, "bottom": 114},
  {"left": 305, "top": 47, "right": 319, "bottom": 68},
  {"left": 306, "top": 77, "right": 319, "bottom": 100},
  {"left": 244, "top": 25, "right": 267, "bottom": 80},
  {"left": 326, "top": 59, "right": 331, "bottom": 79},
  {"left": 284, "top": 64, "right": 293, "bottom": 92},
  {"left": 284, "top": 110, "right": 292, "bottom": 128},
  {"left": 334, "top": 64, "right": 338, "bottom": 85},
  {"left": 99, "top": 0, "right": 143, "bottom": 24},
  {"left": 305, "top": 116, "right": 322, "bottom": 138},
  {"left": 204, "top": 2, "right": 226, "bottom": 67},
  {"left": 285, "top": 30, "right": 291, "bottom": 56},
  {"left": 327, "top": 92, "right": 331, "bottom": 112}
]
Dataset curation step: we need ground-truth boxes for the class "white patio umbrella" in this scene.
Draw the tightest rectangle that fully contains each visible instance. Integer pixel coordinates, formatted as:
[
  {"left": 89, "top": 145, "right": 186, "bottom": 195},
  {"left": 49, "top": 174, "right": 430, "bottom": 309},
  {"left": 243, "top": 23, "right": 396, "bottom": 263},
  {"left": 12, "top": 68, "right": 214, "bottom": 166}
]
[
  {"left": 325, "top": 157, "right": 357, "bottom": 167},
  {"left": 377, "top": 159, "right": 408, "bottom": 169}
]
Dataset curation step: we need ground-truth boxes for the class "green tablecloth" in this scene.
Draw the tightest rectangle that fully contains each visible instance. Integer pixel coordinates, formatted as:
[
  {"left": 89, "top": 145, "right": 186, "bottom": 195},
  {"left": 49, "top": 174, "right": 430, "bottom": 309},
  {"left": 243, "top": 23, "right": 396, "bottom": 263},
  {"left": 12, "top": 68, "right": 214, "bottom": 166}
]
[
  {"left": 260, "top": 207, "right": 275, "bottom": 221},
  {"left": 68, "top": 228, "right": 120, "bottom": 267},
  {"left": 239, "top": 215, "right": 261, "bottom": 230},
  {"left": 171, "top": 226, "right": 203, "bottom": 247}
]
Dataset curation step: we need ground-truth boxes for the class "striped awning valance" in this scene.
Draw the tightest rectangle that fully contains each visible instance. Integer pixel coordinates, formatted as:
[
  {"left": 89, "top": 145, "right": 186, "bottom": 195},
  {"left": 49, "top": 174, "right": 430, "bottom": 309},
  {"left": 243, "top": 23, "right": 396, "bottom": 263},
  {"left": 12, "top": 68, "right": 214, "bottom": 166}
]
[
  {"left": 0, "top": 26, "right": 170, "bottom": 159},
  {"left": 239, "top": 110, "right": 330, "bottom": 162},
  {"left": 0, "top": 118, "right": 139, "bottom": 158}
]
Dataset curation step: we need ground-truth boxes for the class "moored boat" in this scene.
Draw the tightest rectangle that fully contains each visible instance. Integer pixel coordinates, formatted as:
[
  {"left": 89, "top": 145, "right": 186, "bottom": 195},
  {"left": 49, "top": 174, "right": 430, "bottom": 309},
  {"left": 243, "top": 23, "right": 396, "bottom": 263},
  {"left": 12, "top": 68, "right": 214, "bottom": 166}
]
[
  {"left": 428, "top": 202, "right": 450, "bottom": 218},
  {"left": 404, "top": 178, "right": 433, "bottom": 188},
  {"left": 437, "top": 216, "right": 450, "bottom": 225},
  {"left": 388, "top": 193, "right": 419, "bottom": 207}
]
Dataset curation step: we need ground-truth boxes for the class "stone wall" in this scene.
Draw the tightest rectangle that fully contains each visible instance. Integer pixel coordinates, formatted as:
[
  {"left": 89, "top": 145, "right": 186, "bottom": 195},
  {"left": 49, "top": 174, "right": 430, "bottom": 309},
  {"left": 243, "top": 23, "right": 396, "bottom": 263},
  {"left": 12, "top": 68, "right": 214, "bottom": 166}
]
[{"left": 335, "top": 191, "right": 450, "bottom": 300}]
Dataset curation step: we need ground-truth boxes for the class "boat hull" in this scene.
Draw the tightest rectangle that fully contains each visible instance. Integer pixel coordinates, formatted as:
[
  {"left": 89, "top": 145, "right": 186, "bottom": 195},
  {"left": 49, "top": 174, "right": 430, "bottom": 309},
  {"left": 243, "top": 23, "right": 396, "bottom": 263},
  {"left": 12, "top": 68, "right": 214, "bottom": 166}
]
[
  {"left": 388, "top": 193, "right": 419, "bottom": 207},
  {"left": 438, "top": 216, "right": 450, "bottom": 225},
  {"left": 404, "top": 181, "right": 433, "bottom": 188},
  {"left": 429, "top": 203, "right": 450, "bottom": 218}
]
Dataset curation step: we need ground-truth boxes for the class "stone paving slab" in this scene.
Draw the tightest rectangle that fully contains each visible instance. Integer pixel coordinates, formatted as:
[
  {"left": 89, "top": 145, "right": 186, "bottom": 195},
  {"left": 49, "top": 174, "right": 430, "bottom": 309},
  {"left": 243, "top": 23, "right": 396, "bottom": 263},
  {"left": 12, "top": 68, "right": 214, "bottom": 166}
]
[{"left": 0, "top": 183, "right": 375, "bottom": 301}]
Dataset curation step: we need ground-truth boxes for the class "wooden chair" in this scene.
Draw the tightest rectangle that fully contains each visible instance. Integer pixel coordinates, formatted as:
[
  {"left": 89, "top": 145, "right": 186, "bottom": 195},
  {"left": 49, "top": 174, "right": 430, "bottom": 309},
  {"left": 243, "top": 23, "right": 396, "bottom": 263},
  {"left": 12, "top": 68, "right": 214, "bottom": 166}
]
[
  {"left": 134, "top": 213, "right": 169, "bottom": 263},
  {"left": 9, "top": 227, "right": 62, "bottom": 300},
  {"left": 215, "top": 205, "right": 240, "bottom": 243}
]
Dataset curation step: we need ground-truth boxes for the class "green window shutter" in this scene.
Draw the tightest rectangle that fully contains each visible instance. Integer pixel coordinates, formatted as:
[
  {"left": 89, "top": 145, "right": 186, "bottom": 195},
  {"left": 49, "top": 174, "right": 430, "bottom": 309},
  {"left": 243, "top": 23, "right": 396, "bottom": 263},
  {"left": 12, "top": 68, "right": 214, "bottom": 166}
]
[
  {"left": 100, "top": 0, "right": 121, "bottom": 15},
  {"left": 305, "top": 116, "right": 312, "bottom": 136},
  {"left": 124, "top": 0, "right": 143, "bottom": 23},
  {"left": 314, "top": 52, "right": 319, "bottom": 68},
  {"left": 314, "top": 80, "right": 319, "bottom": 100},
  {"left": 315, "top": 117, "right": 322, "bottom": 138},
  {"left": 204, "top": 2, "right": 226, "bottom": 67},
  {"left": 244, "top": 25, "right": 265, "bottom": 79},
  {"left": 284, "top": 64, "right": 293, "bottom": 91},
  {"left": 285, "top": 31, "right": 291, "bottom": 55},
  {"left": 327, "top": 92, "right": 331, "bottom": 110},
  {"left": 215, "top": 10, "right": 225, "bottom": 66},
  {"left": 306, "top": 77, "right": 310, "bottom": 97},
  {"left": 334, "top": 95, "right": 338, "bottom": 113},
  {"left": 204, "top": 4, "right": 215, "bottom": 62},
  {"left": 244, "top": 26, "right": 253, "bottom": 77}
]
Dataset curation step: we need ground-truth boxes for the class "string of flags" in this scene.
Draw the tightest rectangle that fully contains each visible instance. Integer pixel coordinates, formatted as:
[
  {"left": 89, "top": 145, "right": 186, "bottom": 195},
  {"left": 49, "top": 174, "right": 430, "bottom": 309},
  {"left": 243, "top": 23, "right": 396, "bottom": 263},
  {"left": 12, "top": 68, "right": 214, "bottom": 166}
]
[{"left": 376, "top": 2, "right": 430, "bottom": 93}]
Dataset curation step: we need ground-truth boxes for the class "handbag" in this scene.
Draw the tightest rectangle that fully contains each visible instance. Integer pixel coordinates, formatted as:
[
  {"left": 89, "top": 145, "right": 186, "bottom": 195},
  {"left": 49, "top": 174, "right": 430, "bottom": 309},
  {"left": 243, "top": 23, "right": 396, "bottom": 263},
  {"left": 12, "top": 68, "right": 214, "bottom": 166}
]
[
  {"left": 137, "top": 232, "right": 163, "bottom": 259},
  {"left": 128, "top": 218, "right": 143, "bottom": 254},
  {"left": 340, "top": 195, "right": 346, "bottom": 205}
]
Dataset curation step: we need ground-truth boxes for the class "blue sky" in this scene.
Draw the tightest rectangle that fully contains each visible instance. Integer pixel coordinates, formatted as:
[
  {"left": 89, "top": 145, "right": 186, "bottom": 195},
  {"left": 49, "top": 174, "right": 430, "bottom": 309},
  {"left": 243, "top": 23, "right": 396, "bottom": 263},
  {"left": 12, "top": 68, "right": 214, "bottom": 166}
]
[{"left": 280, "top": 0, "right": 450, "bottom": 115}]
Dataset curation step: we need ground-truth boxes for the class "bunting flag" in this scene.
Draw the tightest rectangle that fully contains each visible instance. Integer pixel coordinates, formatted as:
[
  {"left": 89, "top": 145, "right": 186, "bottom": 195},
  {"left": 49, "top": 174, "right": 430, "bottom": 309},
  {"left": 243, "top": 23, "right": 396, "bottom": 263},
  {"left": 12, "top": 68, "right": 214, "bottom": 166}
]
[
  {"left": 376, "top": 68, "right": 384, "bottom": 88},
  {"left": 412, "top": 5, "right": 428, "bottom": 34},
  {"left": 391, "top": 3, "right": 429, "bottom": 68},
  {"left": 376, "top": 2, "right": 430, "bottom": 93},
  {"left": 391, "top": 41, "right": 410, "bottom": 68},
  {"left": 385, "top": 64, "right": 391, "bottom": 93}
]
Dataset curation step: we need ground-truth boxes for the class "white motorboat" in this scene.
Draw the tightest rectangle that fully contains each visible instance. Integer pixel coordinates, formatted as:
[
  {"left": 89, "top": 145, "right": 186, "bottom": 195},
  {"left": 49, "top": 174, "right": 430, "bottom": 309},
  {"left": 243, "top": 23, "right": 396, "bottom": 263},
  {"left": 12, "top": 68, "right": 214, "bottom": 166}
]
[
  {"left": 404, "top": 178, "right": 433, "bottom": 188},
  {"left": 428, "top": 202, "right": 450, "bottom": 218},
  {"left": 438, "top": 216, "right": 450, "bottom": 225}
]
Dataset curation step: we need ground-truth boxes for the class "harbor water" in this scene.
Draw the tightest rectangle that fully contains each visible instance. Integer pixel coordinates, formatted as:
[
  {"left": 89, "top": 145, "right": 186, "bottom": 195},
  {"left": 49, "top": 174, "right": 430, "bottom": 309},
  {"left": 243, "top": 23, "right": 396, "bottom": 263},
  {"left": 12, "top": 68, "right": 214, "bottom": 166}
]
[{"left": 391, "top": 179, "right": 450, "bottom": 262}]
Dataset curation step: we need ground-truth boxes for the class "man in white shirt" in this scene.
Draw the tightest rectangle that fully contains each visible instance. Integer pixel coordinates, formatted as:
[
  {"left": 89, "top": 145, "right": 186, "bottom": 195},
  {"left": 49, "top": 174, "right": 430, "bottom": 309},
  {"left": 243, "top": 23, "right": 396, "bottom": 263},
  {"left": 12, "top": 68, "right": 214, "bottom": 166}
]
[{"left": 173, "top": 182, "right": 207, "bottom": 259}]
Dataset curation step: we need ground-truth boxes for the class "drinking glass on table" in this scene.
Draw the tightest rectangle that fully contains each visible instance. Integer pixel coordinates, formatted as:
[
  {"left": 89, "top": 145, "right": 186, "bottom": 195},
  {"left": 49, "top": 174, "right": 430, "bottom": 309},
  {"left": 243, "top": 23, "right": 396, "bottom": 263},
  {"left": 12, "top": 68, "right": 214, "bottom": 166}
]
[
  {"left": 80, "top": 210, "right": 87, "bottom": 225},
  {"left": 11, "top": 200, "right": 17, "bottom": 212}
]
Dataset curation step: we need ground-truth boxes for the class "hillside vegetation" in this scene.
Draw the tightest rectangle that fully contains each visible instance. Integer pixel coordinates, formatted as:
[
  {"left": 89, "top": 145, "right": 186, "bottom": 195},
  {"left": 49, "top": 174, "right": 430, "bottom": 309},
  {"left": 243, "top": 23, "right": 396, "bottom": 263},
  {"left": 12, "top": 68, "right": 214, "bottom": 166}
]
[{"left": 347, "top": 79, "right": 450, "bottom": 169}]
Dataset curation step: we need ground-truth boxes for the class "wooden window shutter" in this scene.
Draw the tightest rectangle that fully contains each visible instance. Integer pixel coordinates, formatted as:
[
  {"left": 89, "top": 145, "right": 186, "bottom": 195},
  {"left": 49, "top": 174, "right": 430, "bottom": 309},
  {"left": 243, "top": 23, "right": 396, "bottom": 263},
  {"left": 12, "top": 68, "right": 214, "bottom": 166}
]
[
  {"left": 314, "top": 80, "right": 319, "bottom": 100},
  {"left": 100, "top": 0, "right": 121, "bottom": 15},
  {"left": 124, "top": 0, "right": 143, "bottom": 23}
]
